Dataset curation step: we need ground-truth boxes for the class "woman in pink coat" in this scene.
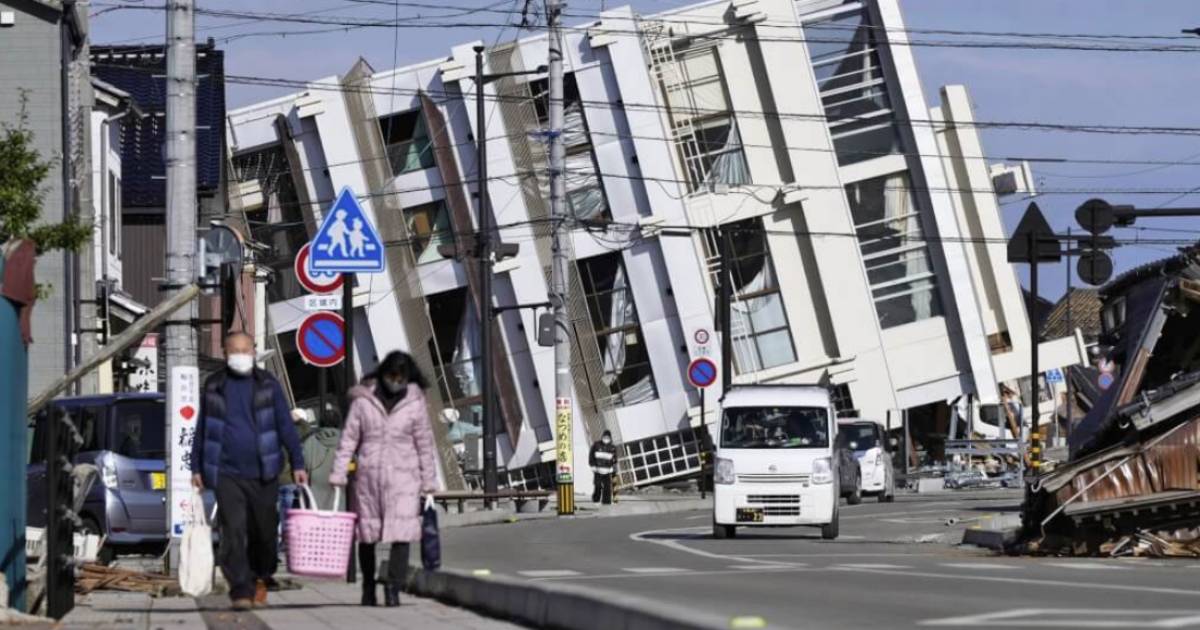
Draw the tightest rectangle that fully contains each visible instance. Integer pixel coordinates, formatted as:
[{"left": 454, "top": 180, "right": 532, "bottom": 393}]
[{"left": 330, "top": 351, "right": 439, "bottom": 607}]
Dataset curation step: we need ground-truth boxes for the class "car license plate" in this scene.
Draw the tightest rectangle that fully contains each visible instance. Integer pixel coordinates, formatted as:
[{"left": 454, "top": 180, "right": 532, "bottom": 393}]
[
  {"left": 736, "top": 508, "right": 764, "bottom": 523},
  {"left": 151, "top": 472, "right": 166, "bottom": 490}
]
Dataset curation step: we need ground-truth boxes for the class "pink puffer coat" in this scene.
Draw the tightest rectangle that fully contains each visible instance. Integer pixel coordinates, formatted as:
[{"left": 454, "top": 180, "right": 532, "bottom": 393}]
[{"left": 330, "top": 382, "right": 439, "bottom": 543}]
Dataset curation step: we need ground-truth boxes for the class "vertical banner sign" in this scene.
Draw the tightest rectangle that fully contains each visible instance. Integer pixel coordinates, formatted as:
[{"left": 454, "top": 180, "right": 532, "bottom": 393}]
[
  {"left": 169, "top": 367, "right": 200, "bottom": 536},
  {"left": 555, "top": 398, "right": 573, "bottom": 483}
]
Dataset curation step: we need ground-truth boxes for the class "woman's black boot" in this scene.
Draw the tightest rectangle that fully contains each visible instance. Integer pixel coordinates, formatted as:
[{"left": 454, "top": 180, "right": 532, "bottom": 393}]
[
  {"left": 384, "top": 542, "right": 408, "bottom": 607},
  {"left": 358, "top": 544, "right": 378, "bottom": 606},
  {"left": 384, "top": 585, "right": 400, "bottom": 608}
]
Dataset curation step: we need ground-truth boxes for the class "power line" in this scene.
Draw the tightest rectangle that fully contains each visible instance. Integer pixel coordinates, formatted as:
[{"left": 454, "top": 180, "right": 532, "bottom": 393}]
[{"left": 93, "top": 4, "right": 1200, "bottom": 54}]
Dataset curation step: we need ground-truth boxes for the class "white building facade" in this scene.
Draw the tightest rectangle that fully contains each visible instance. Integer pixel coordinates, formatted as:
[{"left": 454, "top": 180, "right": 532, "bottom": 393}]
[{"left": 225, "top": 0, "right": 1077, "bottom": 492}]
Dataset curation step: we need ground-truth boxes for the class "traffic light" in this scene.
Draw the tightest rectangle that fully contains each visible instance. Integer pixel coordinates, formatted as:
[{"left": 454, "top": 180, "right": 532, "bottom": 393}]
[
  {"left": 1074, "top": 199, "right": 1118, "bottom": 286},
  {"left": 94, "top": 281, "right": 110, "bottom": 345}
]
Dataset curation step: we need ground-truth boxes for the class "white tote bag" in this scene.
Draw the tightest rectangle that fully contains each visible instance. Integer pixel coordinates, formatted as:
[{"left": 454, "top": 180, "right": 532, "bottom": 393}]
[{"left": 179, "top": 490, "right": 216, "bottom": 597}]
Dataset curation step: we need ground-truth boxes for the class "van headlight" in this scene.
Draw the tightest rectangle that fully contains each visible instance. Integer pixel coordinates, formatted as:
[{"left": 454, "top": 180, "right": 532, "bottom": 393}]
[
  {"left": 101, "top": 454, "right": 119, "bottom": 489},
  {"left": 812, "top": 457, "right": 833, "bottom": 485},
  {"left": 715, "top": 458, "right": 735, "bottom": 485}
]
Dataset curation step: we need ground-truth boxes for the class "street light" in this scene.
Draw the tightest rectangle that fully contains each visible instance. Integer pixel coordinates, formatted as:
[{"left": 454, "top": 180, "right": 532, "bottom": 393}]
[{"left": 442, "top": 46, "right": 545, "bottom": 507}]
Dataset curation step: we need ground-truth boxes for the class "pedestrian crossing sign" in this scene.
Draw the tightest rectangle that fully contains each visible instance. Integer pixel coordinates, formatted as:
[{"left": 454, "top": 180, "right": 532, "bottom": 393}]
[{"left": 309, "top": 187, "right": 385, "bottom": 273}]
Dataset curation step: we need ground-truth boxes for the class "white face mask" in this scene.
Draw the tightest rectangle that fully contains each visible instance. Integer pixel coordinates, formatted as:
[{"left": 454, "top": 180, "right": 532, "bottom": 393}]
[
  {"left": 602, "top": 437, "right": 612, "bottom": 445},
  {"left": 227, "top": 353, "right": 255, "bottom": 375}
]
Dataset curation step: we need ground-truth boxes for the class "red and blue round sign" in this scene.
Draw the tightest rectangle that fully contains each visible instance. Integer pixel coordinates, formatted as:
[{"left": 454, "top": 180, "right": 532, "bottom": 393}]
[
  {"left": 688, "top": 357, "right": 718, "bottom": 389},
  {"left": 296, "top": 311, "right": 345, "bottom": 367},
  {"left": 294, "top": 242, "right": 344, "bottom": 295}
]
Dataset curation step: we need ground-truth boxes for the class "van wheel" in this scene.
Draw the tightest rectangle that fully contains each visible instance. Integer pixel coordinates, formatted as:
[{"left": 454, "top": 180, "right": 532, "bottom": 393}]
[
  {"left": 713, "top": 523, "right": 736, "bottom": 540},
  {"left": 821, "top": 512, "right": 839, "bottom": 540},
  {"left": 846, "top": 474, "right": 862, "bottom": 505},
  {"left": 81, "top": 517, "right": 115, "bottom": 566}
]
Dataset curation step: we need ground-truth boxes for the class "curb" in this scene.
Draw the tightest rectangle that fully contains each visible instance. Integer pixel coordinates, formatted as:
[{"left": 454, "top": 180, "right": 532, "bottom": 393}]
[{"left": 406, "top": 567, "right": 729, "bottom": 630}]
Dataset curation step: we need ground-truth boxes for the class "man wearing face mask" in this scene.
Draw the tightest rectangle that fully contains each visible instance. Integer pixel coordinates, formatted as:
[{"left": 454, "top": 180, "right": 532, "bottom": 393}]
[
  {"left": 589, "top": 431, "right": 618, "bottom": 505},
  {"left": 191, "top": 332, "right": 307, "bottom": 611}
]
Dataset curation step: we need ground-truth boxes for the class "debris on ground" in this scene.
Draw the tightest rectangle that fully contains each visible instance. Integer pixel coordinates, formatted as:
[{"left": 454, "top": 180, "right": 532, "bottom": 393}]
[
  {"left": 1103, "top": 528, "right": 1200, "bottom": 558},
  {"left": 76, "top": 564, "right": 181, "bottom": 597}
]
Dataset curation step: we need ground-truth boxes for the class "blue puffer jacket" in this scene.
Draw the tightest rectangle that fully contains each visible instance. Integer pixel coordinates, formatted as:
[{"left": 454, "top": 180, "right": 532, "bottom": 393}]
[{"left": 191, "top": 368, "right": 301, "bottom": 488}]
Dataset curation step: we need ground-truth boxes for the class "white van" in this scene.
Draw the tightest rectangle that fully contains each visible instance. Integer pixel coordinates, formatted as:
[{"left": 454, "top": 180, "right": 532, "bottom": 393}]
[{"left": 712, "top": 385, "right": 840, "bottom": 540}]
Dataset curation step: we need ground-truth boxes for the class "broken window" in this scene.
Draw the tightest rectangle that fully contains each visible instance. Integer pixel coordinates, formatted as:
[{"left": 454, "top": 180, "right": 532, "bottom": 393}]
[
  {"left": 530, "top": 75, "right": 609, "bottom": 221},
  {"left": 577, "top": 252, "right": 657, "bottom": 407},
  {"left": 379, "top": 109, "right": 436, "bottom": 176},
  {"left": 232, "top": 145, "right": 308, "bottom": 302},
  {"left": 403, "top": 200, "right": 453, "bottom": 264},
  {"left": 427, "top": 287, "right": 482, "bottom": 425},
  {"left": 846, "top": 172, "right": 943, "bottom": 329},
  {"left": 726, "top": 219, "right": 797, "bottom": 373},
  {"left": 658, "top": 46, "right": 749, "bottom": 192},
  {"left": 804, "top": 6, "right": 902, "bottom": 166}
]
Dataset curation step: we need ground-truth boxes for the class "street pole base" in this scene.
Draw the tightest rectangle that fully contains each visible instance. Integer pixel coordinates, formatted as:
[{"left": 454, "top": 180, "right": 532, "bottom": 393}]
[{"left": 557, "top": 483, "right": 575, "bottom": 515}]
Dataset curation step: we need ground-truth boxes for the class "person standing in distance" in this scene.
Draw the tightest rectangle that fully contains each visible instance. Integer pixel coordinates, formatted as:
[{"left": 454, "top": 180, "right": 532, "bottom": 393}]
[
  {"left": 330, "top": 351, "right": 439, "bottom": 607},
  {"left": 191, "top": 332, "right": 308, "bottom": 611},
  {"left": 589, "top": 431, "right": 617, "bottom": 505}
]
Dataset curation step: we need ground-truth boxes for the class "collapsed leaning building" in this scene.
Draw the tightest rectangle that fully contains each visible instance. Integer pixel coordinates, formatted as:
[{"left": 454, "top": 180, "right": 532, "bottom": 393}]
[
  {"left": 1028, "top": 244, "right": 1200, "bottom": 556},
  {"left": 223, "top": 0, "right": 1084, "bottom": 495}
]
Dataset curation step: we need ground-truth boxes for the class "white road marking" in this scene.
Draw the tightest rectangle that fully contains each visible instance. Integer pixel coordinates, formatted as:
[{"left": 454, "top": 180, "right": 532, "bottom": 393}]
[
  {"left": 531, "top": 566, "right": 811, "bottom": 581},
  {"left": 834, "top": 565, "right": 1200, "bottom": 598},
  {"left": 630, "top": 527, "right": 799, "bottom": 568},
  {"left": 836, "top": 563, "right": 910, "bottom": 570},
  {"left": 1042, "top": 562, "right": 1129, "bottom": 571},
  {"left": 941, "top": 562, "right": 1021, "bottom": 570},
  {"left": 516, "top": 570, "right": 582, "bottom": 578},
  {"left": 741, "top": 552, "right": 925, "bottom": 558},
  {"left": 623, "top": 567, "right": 688, "bottom": 574},
  {"left": 921, "top": 608, "right": 1200, "bottom": 628},
  {"left": 728, "top": 564, "right": 800, "bottom": 570}
]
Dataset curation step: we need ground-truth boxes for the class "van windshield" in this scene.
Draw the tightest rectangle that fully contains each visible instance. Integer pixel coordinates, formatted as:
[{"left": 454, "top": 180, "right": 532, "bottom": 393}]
[
  {"left": 720, "top": 406, "right": 829, "bottom": 449},
  {"left": 841, "top": 423, "right": 880, "bottom": 451},
  {"left": 112, "top": 400, "right": 166, "bottom": 459}
]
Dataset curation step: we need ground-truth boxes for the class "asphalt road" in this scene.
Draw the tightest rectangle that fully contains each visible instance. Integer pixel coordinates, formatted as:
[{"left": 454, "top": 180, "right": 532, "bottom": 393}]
[{"left": 438, "top": 491, "right": 1200, "bottom": 629}]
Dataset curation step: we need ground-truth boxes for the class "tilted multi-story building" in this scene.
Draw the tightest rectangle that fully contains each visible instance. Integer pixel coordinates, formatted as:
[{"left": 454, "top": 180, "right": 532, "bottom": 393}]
[{"left": 225, "top": 0, "right": 1081, "bottom": 492}]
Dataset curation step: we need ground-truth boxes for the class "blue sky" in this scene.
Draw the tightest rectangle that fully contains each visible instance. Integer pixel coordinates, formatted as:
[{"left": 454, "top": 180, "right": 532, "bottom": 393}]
[{"left": 91, "top": 0, "right": 1200, "bottom": 298}]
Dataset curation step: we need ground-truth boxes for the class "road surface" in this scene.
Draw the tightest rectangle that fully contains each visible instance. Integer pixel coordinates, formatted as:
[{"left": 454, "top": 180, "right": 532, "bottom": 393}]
[{"left": 438, "top": 491, "right": 1200, "bottom": 629}]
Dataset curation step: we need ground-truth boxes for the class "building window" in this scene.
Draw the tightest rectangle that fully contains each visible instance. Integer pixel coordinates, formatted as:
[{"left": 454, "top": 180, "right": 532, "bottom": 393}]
[
  {"left": 804, "top": 6, "right": 902, "bottom": 165},
  {"left": 577, "top": 252, "right": 657, "bottom": 407},
  {"left": 659, "top": 46, "right": 749, "bottom": 191},
  {"left": 404, "top": 200, "right": 453, "bottom": 264},
  {"left": 846, "top": 172, "right": 943, "bottom": 329},
  {"left": 530, "top": 75, "right": 609, "bottom": 221},
  {"left": 725, "top": 219, "right": 797, "bottom": 373},
  {"left": 233, "top": 145, "right": 309, "bottom": 303},
  {"left": 830, "top": 383, "right": 856, "bottom": 417},
  {"left": 426, "top": 287, "right": 482, "bottom": 423},
  {"left": 379, "top": 109, "right": 436, "bottom": 175}
]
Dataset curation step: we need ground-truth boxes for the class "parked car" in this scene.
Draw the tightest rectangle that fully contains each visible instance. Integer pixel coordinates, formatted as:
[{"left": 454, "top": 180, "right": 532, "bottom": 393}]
[
  {"left": 837, "top": 419, "right": 896, "bottom": 502},
  {"left": 833, "top": 429, "right": 864, "bottom": 505},
  {"left": 27, "top": 393, "right": 177, "bottom": 563},
  {"left": 713, "top": 385, "right": 843, "bottom": 540}
]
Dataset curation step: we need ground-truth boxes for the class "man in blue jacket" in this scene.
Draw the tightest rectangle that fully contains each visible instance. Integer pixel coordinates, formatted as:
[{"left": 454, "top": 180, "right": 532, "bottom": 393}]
[{"left": 191, "top": 332, "right": 307, "bottom": 610}]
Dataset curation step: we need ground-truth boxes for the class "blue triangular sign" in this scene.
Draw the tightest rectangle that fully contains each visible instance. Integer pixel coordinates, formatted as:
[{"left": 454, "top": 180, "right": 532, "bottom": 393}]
[{"left": 310, "top": 187, "right": 385, "bottom": 273}]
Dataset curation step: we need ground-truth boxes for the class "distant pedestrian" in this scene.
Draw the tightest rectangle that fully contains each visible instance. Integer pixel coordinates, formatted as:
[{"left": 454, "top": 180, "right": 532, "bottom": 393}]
[
  {"left": 589, "top": 431, "right": 617, "bottom": 505},
  {"left": 330, "top": 351, "right": 439, "bottom": 607},
  {"left": 191, "top": 332, "right": 307, "bottom": 611}
]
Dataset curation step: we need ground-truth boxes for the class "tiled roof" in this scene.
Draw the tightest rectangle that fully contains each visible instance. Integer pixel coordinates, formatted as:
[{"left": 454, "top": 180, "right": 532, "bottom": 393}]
[
  {"left": 90, "top": 42, "right": 226, "bottom": 209},
  {"left": 1041, "top": 288, "right": 1102, "bottom": 341}
]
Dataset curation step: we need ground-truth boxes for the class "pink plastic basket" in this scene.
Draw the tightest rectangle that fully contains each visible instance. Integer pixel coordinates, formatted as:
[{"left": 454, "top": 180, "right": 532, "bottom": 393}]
[{"left": 285, "top": 486, "right": 357, "bottom": 578}]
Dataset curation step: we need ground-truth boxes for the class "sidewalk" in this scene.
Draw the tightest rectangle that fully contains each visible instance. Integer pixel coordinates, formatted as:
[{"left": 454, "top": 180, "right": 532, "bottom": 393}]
[
  {"left": 440, "top": 491, "right": 710, "bottom": 528},
  {"left": 58, "top": 577, "right": 522, "bottom": 629}
]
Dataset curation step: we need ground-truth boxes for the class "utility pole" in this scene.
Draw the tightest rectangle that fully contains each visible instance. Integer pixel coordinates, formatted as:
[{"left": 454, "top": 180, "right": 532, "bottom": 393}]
[
  {"left": 475, "top": 45, "right": 498, "bottom": 506},
  {"left": 547, "top": 0, "right": 574, "bottom": 516},
  {"left": 163, "top": 0, "right": 198, "bottom": 570}
]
